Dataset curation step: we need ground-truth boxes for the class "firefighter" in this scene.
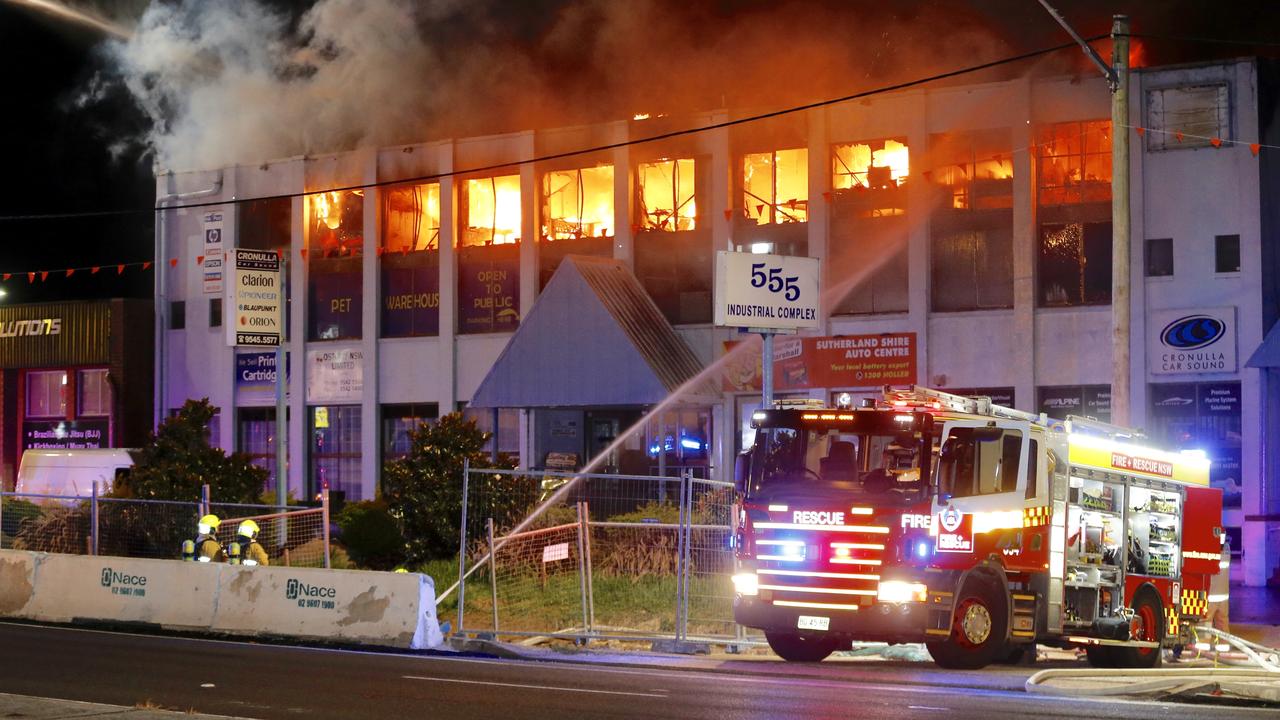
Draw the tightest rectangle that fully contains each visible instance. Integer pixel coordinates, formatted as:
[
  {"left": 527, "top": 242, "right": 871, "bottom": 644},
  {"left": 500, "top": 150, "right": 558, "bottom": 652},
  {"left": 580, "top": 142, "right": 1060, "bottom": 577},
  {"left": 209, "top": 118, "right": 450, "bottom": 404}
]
[
  {"left": 228, "top": 519, "right": 270, "bottom": 567},
  {"left": 1205, "top": 535, "right": 1231, "bottom": 632},
  {"left": 182, "top": 514, "right": 224, "bottom": 562}
]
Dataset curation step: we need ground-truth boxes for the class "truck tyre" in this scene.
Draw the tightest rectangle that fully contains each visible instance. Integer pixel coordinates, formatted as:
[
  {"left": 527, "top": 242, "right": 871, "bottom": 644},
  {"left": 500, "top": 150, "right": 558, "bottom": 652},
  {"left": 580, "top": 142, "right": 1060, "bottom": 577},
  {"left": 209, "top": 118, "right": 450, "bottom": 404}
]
[
  {"left": 1113, "top": 590, "right": 1164, "bottom": 668},
  {"left": 765, "top": 632, "right": 839, "bottom": 662},
  {"left": 926, "top": 582, "right": 1008, "bottom": 670}
]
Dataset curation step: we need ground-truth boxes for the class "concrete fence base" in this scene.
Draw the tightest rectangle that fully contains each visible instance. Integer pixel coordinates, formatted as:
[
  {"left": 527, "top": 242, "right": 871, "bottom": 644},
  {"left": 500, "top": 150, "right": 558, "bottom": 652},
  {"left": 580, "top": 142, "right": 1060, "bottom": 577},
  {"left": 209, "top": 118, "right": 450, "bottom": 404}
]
[{"left": 0, "top": 550, "right": 443, "bottom": 650}]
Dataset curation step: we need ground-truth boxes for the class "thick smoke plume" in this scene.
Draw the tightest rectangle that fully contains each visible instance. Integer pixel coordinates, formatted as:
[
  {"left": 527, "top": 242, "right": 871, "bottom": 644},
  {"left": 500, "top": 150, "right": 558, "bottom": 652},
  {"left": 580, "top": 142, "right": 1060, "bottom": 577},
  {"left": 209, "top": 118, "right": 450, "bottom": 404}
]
[{"left": 111, "top": 0, "right": 1034, "bottom": 173}]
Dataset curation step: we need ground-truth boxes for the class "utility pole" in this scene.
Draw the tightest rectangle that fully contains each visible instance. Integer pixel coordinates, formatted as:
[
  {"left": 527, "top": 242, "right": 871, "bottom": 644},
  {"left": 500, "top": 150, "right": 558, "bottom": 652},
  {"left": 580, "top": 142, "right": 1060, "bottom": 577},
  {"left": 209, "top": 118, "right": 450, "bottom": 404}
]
[{"left": 1038, "top": 3, "right": 1131, "bottom": 424}]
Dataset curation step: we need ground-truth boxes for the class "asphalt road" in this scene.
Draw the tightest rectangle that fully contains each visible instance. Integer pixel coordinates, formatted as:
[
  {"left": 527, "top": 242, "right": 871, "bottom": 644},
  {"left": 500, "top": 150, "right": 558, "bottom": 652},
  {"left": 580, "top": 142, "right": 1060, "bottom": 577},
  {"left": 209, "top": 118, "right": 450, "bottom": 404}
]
[{"left": 0, "top": 622, "right": 1271, "bottom": 720}]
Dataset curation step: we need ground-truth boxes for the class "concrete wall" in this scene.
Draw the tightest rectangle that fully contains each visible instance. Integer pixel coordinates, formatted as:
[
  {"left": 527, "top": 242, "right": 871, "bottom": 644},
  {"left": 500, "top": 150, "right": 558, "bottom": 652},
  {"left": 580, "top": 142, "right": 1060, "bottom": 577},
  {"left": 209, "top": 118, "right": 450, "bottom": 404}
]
[{"left": 0, "top": 550, "right": 443, "bottom": 650}]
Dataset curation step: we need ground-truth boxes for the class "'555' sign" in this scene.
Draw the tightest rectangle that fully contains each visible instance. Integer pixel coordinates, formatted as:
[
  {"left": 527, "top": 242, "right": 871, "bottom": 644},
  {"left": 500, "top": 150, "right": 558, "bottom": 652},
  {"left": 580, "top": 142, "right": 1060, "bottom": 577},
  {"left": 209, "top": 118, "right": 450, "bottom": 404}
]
[{"left": 714, "top": 251, "right": 820, "bottom": 330}]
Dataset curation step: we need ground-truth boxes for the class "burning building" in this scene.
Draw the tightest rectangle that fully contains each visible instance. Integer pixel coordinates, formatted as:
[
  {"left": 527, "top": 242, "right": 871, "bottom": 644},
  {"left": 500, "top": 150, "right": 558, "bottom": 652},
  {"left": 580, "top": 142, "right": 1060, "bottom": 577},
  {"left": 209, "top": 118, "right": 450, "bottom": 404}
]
[{"left": 158, "top": 57, "right": 1280, "bottom": 586}]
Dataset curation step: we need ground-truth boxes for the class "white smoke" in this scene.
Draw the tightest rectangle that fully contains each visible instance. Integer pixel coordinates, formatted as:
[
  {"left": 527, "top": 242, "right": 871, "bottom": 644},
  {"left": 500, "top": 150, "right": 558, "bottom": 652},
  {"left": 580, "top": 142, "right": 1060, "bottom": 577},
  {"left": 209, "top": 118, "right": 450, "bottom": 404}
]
[{"left": 113, "top": 0, "right": 438, "bottom": 172}]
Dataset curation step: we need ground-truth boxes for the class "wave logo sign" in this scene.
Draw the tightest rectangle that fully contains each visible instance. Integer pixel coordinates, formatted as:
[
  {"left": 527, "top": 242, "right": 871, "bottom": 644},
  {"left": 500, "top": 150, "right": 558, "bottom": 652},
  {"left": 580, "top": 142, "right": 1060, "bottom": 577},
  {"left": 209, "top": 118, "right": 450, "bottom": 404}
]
[{"left": 1161, "top": 315, "right": 1225, "bottom": 351}]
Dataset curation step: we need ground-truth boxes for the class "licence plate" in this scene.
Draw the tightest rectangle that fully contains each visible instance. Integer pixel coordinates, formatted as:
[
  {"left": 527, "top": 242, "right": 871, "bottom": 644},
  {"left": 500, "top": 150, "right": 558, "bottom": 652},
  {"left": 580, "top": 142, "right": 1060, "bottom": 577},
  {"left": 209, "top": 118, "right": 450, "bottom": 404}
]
[{"left": 797, "top": 615, "right": 830, "bottom": 631}]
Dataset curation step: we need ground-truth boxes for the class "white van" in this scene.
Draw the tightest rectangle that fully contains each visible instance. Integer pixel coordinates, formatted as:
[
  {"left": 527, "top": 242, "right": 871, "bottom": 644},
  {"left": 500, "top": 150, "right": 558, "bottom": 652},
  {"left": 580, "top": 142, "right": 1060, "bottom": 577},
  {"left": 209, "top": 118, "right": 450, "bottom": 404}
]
[{"left": 14, "top": 449, "right": 137, "bottom": 498}]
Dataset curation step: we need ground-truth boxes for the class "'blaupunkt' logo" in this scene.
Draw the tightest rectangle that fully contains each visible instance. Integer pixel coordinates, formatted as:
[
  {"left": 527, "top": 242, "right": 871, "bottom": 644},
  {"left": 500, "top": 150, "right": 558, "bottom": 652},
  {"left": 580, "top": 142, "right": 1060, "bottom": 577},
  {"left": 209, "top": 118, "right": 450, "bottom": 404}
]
[{"left": 1161, "top": 315, "right": 1225, "bottom": 350}]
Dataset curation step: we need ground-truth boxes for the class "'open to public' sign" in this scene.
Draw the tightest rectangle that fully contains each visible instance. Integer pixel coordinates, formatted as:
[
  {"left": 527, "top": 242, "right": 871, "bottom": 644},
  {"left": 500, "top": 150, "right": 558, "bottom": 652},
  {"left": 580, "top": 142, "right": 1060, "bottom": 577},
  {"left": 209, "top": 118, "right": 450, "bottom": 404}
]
[{"left": 713, "top": 251, "right": 820, "bottom": 331}]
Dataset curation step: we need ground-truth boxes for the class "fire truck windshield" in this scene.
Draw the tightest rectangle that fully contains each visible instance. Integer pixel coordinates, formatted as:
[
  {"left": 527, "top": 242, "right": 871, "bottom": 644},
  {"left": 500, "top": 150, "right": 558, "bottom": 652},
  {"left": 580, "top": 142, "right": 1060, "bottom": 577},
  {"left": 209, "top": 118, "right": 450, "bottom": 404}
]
[{"left": 746, "top": 426, "right": 927, "bottom": 506}]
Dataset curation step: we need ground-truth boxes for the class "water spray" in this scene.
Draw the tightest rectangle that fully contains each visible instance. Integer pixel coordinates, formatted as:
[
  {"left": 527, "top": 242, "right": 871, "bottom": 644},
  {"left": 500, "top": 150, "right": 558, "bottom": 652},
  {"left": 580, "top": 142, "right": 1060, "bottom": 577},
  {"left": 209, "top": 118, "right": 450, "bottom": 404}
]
[{"left": 6, "top": 0, "right": 133, "bottom": 40}]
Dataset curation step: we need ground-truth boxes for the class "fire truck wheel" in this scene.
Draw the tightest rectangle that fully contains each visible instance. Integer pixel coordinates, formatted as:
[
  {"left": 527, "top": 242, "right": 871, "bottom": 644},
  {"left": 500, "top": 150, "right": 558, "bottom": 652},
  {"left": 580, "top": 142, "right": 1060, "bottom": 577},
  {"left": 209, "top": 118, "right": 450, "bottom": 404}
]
[
  {"left": 765, "top": 632, "right": 839, "bottom": 662},
  {"left": 1113, "top": 591, "right": 1165, "bottom": 669},
  {"left": 926, "top": 583, "right": 1007, "bottom": 670}
]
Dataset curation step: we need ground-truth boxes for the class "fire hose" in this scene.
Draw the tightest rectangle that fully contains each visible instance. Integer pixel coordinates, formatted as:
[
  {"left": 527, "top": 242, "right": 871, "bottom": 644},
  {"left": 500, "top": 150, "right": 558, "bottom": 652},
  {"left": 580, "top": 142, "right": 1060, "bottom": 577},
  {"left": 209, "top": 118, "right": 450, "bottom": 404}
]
[{"left": 1025, "top": 628, "right": 1280, "bottom": 703}]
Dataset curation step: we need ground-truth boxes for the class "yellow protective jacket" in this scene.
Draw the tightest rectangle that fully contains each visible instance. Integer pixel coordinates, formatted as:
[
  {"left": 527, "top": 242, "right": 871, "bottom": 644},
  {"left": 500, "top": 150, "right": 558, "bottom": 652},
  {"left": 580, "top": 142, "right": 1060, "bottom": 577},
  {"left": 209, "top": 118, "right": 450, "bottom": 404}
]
[
  {"left": 242, "top": 540, "right": 270, "bottom": 567},
  {"left": 196, "top": 536, "right": 224, "bottom": 563}
]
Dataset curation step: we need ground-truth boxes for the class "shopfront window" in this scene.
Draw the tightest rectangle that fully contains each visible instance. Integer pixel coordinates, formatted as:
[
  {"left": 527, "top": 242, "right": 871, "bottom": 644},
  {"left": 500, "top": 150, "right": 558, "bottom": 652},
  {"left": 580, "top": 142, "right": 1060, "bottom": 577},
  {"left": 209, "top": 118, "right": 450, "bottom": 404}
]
[
  {"left": 459, "top": 175, "right": 521, "bottom": 334},
  {"left": 462, "top": 406, "right": 520, "bottom": 456},
  {"left": 77, "top": 369, "right": 111, "bottom": 417},
  {"left": 308, "top": 190, "right": 364, "bottom": 341},
  {"left": 540, "top": 165, "right": 614, "bottom": 289},
  {"left": 645, "top": 408, "right": 712, "bottom": 478},
  {"left": 381, "top": 183, "right": 441, "bottom": 337},
  {"left": 1037, "top": 384, "right": 1111, "bottom": 422},
  {"left": 238, "top": 407, "right": 282, "bottom": 491},
  {"left": 310, "top": 405, "right": 362, "bottom": 502},
  {"left": 1149, "top": 382, "right": 1241, "bottom": 508},
  {"left": 26, "top": 370, "right": 66, "bottom": 418}
]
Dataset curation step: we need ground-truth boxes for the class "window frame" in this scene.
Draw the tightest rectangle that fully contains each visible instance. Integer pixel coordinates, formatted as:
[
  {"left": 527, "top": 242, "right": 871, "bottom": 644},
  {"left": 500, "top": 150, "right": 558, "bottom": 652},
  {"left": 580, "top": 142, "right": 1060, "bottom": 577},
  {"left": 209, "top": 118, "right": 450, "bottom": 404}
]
[
  {"left": 1214, "top": 234, "right": 1241, "bottom": 274},
  {"left": 1146, "top": 83, "right": 1231, "bottom": 151},
  {"left": 1144, "top": 237, "right": 1174, "bottom": 278}
]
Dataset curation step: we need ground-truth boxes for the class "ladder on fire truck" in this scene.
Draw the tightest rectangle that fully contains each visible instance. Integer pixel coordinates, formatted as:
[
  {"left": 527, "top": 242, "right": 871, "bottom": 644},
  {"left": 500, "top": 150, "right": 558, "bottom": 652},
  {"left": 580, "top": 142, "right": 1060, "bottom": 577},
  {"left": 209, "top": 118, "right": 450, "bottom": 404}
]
[{"left": 883, "top": 385, "right": 1042, "bottom": 423}]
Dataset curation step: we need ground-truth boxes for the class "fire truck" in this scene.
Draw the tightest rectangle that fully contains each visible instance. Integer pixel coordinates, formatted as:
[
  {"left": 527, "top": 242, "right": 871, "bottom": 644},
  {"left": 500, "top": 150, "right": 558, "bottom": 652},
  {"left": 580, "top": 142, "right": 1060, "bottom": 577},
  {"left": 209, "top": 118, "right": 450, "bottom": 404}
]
[{"left": 732, "top": 386, "right": 1225, "bottom": 669}]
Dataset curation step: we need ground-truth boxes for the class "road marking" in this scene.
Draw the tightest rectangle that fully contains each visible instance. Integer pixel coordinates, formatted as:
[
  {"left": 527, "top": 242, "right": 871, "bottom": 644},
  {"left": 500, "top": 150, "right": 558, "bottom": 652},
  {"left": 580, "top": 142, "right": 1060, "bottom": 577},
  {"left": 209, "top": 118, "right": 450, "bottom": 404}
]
[
  {"left": 200, "top": 683, "right": 215, "bottom": 688},
  {"left": 909, "top": 706, "right": 948, "bottom": 711},
  {"left": 402, "top": 675, "right": 668, "bottom": 698}
]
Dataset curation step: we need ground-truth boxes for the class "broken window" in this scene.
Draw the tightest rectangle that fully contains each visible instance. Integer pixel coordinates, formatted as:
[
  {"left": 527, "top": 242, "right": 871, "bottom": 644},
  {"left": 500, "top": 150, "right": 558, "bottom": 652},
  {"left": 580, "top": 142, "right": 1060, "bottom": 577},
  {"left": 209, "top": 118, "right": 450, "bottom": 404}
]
[
  {"left": 931, "top": 226, "right": 1013, "bottom": 311},
  {"left": 540, "top": 165, "right": 614, "bottom": 289},
  {"left": 542, "top": 165, "right": 614, "bottom": 240},
  {"left": 459, "top": 175, "right": 521, "bottom": 334},
  {"left": 1036, "top": 120, "right": 1111, "bottom": 206},
  {"left": 742, "top": 148, "right": 808, "bottom": 225},
  {"left": 831, "top": 138, "right": 908, "bottom": 217},
  {"left": 1037, "top": 221, "right": 1112, "bottom": 306},
  {"left": 307, "top": 190, "right": 363, "bottom": 341},
  {"left": 381, "top": 183, "right": 441, "bottom": 338},
  {"left": 930, "top": 130, "right": 1012, "bottom": 211},
  {"left": 461, "top": 175, "right": 521, "bottom": 246},
  {"left": 637, "top": 158, "right": 696, "bottom": 231},
  {"left": 1147, "top": 84, "right": 1230, "bottom": 150}
]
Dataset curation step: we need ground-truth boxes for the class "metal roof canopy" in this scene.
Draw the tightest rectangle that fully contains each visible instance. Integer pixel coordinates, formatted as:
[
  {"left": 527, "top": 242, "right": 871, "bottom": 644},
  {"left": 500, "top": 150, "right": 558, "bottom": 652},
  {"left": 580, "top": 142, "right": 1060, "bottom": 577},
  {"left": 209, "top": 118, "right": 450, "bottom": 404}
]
[
  {"left": 468, "top": 255, "right": 715, "bottom": 408},
  {"left": 1246, "top": 322, "right": 1280, "bottom": 369}
]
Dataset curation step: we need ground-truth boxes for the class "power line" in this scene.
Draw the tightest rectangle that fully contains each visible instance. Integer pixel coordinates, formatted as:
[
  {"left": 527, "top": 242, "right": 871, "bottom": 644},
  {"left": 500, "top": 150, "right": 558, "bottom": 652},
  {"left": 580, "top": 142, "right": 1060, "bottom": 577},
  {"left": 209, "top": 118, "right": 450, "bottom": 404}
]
[{"left": 0, "top": 35, "right": 1105, "bottom": 223}]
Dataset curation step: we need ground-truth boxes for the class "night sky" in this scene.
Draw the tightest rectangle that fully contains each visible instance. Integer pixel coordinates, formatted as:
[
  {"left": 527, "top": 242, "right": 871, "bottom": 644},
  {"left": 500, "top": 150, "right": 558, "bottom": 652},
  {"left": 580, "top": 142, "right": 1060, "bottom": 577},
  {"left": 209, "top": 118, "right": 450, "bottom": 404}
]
[{"left": 2, "top": 0, "right": 1279, "bottom": 308}]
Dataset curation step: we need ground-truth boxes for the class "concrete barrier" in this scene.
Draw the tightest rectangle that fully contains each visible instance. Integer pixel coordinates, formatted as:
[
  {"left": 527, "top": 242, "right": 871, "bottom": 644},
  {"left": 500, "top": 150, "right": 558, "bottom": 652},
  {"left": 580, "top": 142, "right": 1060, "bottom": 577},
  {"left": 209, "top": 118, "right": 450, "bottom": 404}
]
[{"left": 0, "top": 550, "right": 442, "bottom": 650}]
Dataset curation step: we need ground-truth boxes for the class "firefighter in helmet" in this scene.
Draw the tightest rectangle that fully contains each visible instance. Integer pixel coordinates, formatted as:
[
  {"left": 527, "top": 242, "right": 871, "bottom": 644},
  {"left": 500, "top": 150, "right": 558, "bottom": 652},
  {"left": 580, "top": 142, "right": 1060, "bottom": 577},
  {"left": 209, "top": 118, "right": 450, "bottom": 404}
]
[
  {"left": 182, "top": 514, "right": 225, "bottom": 562},
  {"left": 228, "top": 519, "right": 270, "bottom": 567}
]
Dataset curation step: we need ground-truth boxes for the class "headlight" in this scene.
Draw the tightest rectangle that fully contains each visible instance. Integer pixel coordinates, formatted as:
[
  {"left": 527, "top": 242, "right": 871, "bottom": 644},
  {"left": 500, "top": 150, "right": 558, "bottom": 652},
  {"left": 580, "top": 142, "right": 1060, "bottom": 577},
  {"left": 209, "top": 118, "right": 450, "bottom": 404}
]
[
  {"left": 877, "top": 580, "right": 927, "bottom": 603},
  {"left": 732, "top": 572, "right": 759, "bottom": 596}
]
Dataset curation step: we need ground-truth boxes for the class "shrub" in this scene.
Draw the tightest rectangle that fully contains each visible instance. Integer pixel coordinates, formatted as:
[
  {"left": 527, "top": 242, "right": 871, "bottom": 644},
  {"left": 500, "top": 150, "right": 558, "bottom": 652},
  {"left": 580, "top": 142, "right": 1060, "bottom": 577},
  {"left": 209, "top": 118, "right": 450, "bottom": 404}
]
[{"left": 337, "top": 500, "right": 405, "bottom": 570}]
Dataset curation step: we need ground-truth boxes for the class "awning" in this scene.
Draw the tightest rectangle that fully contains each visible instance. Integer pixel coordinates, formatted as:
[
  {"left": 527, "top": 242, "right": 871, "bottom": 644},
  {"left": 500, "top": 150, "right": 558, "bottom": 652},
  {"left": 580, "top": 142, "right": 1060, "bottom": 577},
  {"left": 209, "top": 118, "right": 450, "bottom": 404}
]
[
  {"left": 468, "top": 255, "right": 716, "bottom": 408},
  {"left": 1246, "top": 322, "right": 1280, "bottom": 368}
]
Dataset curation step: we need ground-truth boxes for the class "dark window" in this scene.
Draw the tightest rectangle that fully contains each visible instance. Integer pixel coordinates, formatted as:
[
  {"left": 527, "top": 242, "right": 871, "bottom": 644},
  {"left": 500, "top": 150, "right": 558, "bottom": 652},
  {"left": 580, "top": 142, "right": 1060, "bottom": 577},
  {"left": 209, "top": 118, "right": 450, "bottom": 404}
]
[
  {"left": 1145, "top": 238, "right": 1174, "bottom": 277},
  {"left": 1215, "top": 234, "right": 1240, "bottom": 273},
  {"left": 382, "top": 403, "right": 439, "bottom": 462},
  {"left": 931, "top": 225, "right": 1013, "bottom": 311},
  {"left": 209, "top": 298, "right": 223, "bottom": 327},
  {"left": 169, "top": 301, "right": 185, "bottom": 330},
  {"left": 1037, "top": 221, "right": 1112, "bottom": 306},
  {"left": 310, "top": 405, "right": 362, "bottom": 502},
  {"left": 238, "top": 197, "right": 292, "bottom": 250},
  {"left": 1026, "top": 439, "right": 1039, "bottom": 501},
  {"left": 238, "top": 407, "right": 283, "bottom": 491}
]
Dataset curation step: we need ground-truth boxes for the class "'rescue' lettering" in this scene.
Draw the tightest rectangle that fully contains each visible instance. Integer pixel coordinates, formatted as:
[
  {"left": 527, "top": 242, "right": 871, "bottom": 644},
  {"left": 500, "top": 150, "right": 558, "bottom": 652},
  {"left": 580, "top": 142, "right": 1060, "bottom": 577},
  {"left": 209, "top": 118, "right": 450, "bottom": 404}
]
[{"left": 793, "top": 510, "right": 845, "bottom": 526}]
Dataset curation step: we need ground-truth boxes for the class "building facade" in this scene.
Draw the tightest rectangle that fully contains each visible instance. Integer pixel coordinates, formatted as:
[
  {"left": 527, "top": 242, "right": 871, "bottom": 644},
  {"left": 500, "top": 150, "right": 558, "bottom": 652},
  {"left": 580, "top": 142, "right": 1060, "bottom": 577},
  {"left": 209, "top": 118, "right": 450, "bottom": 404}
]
[
  {"left": 157, "top": 58, "right": 1279, "bottom": 585},
  {"left": 0, "top": 299, "right": 153, "bottom": 489}
]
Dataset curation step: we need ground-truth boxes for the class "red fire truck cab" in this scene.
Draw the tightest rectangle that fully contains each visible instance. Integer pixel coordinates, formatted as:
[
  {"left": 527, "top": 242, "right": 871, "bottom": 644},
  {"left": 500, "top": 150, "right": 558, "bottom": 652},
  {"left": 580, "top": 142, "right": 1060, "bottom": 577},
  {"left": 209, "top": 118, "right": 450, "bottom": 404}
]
[{"left": 732, "top": 386, "right": 1225, "bottom": 669}]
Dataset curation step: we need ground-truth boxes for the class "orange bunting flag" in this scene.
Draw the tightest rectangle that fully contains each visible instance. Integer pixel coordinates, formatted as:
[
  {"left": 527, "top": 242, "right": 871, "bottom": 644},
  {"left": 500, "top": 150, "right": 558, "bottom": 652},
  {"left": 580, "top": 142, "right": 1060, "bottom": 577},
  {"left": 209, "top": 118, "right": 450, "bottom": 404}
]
[
  {"left": 91, "top": 266, "right": 100, "bottom": 275},
  {"left": 142, "top": 262, "right": 152, "bottom": 271},
  {"left": 299, "top": 248, "right": 308, "bottom": 260},
  {"left": 169, "top": 258, "right": 178, "bottom": 267},
  {"left": 1175, "top": 131, "right": 1184, "bottom": 143},
  {"left": 630, "top": 223, "right": 641, "bottom": 234},
  {"left": 66, "top": 269, "right": 75, "bottom": 278},
  {"left": 922, "top": 170, "right": 933, "bottom": 182},
  {"left": 1211, "top": 137, "right": 1223, "bottom": 148},
  {"left": 375, "top": 246, "right": 384, "bottom": 257},
  {"left": 1251, "top": 143, "right": 1262, "bottom": 156},
  {"left": 27, "top": 272, "right": 35, "bottom": 283},
  {"left": 723, "top": 209, "right": 732, "bottom": 222},
  {"left": 40, "top": 271, "right": 48, "bottom": 282},
  {"left": 822, "top": 191, "right": 832, "bottom": 203},
  {"left": 756, "top": 204, "right": 765, "bottom": 216},
  {"left": 1136, "top": 127, "right": 1145, "bottom": 136},
  {"left": 117, "top": 265, "right": 125, "bottom": 275},
  {"left": 1, "top": 273, "right": 9, "bottom": 282},
  {"left": 196, "top": 255, "right": 205, "bottom": 265},
  {"left": 275, "top": 248, "right": 283, "bottom": 259}
]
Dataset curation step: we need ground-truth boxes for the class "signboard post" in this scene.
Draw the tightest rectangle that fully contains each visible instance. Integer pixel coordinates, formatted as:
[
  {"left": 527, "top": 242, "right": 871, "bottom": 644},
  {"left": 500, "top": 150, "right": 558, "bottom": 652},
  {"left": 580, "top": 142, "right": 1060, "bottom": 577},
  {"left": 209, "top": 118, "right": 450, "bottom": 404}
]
[{"left": 714, "top": 251, "right": 820, "bottom": 407}]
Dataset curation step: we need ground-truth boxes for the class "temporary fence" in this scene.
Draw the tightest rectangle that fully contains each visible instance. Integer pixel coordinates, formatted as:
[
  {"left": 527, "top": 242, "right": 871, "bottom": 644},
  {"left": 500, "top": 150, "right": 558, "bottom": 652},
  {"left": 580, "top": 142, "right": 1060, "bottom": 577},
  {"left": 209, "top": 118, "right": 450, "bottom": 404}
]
[
  {"left": 448, "top": 466, "right": 743, "bottom": 646},
  {"left": 0, "top": 485, "right": 329, "bottom": 567}
]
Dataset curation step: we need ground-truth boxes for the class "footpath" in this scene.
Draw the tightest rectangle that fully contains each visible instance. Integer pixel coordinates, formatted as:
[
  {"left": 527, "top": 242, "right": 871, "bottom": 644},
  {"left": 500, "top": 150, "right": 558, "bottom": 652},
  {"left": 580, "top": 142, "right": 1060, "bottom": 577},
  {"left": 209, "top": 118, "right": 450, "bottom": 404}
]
[{"left": 0, "top": 692, "right": 249, "bottom": 720}]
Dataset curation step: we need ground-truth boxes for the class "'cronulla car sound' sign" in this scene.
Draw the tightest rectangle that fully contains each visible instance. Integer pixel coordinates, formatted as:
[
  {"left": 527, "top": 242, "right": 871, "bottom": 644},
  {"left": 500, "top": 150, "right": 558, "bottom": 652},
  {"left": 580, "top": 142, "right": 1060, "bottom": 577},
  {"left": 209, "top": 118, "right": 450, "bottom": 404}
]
[{"left": 1148, "top": 307, "right": 1237, "bottom": 374}]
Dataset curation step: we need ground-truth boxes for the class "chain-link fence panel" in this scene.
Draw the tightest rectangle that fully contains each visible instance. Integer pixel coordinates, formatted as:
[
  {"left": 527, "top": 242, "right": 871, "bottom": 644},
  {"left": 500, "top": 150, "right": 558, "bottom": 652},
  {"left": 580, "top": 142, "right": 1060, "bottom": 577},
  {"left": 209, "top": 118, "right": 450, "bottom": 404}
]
[
  {"left": 212, "top": 503, "right": 329, "bottom": 568},
  {"left": 95, "top": 498, "right": 202, "bottom": 559},
  {"left": 462, "top": 520, "right": 588, "bottom": 636},
  {"left": 684, "top": 479, "right": 736, "bottom": 639},
  {"left": 0, "top": 493, "right": 92, "bottom": 554}
]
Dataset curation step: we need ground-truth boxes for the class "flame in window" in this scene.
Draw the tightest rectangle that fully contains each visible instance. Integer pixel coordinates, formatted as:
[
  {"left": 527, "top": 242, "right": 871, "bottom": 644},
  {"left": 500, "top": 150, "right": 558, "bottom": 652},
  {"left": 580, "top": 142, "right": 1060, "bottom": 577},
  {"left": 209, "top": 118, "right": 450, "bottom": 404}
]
[
  {"left": 542, "top": 165, "right": 614, "bottom": 240},
  {"left": 307, "top": 189, "right": 364, "bottom": 253},
  {"left": 463, "top": 174, "right": 521, "bottom": 246},
  {"left": 743, "top": 148, "right": 808, "bottom": 225},
  {"left": 638, "top": 158, "right": 696, "bottom": 231},
  {"left": 833, "top": 139, "right": 909, "bottom": 191},
  {"left": 382, "top": 183, "right": 440, "bottom": 252}
]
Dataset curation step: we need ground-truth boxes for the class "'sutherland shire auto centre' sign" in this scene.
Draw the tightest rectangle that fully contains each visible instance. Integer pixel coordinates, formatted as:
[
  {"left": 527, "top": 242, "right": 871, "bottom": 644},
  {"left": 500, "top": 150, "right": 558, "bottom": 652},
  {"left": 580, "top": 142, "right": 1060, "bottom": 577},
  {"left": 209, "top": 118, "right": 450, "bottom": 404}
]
[
  {"left": 226, "top": 248, "right": 283, "bottom": 347},
  {"left": 713, "top": 251, "right": 820, "bottom": 331}
]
